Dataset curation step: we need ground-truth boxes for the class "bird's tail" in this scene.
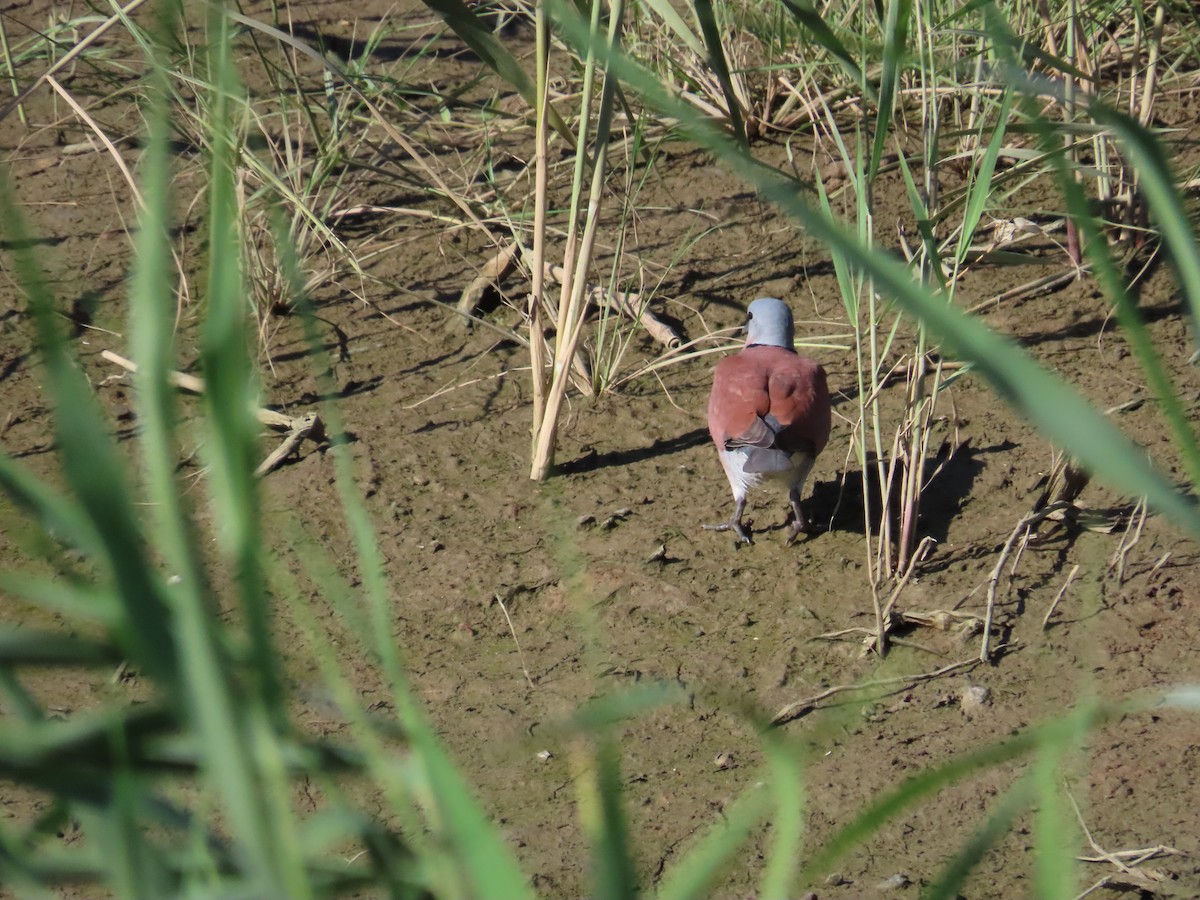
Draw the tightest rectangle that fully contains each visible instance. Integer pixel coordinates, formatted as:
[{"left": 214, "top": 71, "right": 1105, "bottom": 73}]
[{"left": 743, "top": 448, "right": 792, "bottom": 473}]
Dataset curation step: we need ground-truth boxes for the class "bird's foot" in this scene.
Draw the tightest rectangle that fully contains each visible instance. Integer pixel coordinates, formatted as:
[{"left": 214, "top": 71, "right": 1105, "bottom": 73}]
[
  {"left": 784, "top": 514, "right": 811, "bottom": 546},
  {"left": 702, "top": 519, "right": 753, "bottom": 544}
]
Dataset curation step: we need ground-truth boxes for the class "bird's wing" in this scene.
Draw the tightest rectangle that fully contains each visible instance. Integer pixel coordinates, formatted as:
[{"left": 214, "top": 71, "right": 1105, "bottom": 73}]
[
  {"left": 765, "top": 357, "right": 831, "bottom": 455},
  {"left": 709, "top": 348, "right": 831, "bottom": 456},
  {"left": 723, "top": 414, "right": 776, "bottom": 450}
]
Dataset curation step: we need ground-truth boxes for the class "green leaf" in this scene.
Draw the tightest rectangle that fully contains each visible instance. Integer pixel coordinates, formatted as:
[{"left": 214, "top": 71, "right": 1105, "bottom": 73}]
[
  {"left": 758, "top": 733, "right": 806, "bottom": 900},
  {"left": 871, "top": 0, "right": 912, "bottom": 181},
  {"left": 983, "top": 10, "right": 1200, "bottom": 498},
  {"left": 655, "top": 780, "right": 771, "bottom": 900},
  {"left": 692, "top": 0, "right": 746, "bottom": 144},
  {"left": 923, "top": 775, "right": 1035, "bottom": 900},
  {"left": 796, "top": 702, "right": 1104, "bottom": 888},
  {"left": 0, "top": 183, "right": 177, "bottom": 686},
  {"left": 639, "top": 0, "right": 705, "bottom": 56},
  {"left": 418, "top": 0, "right": 572, "bottom": 139},
  {"left": 957, "top": 88, "right": 1014, "bottom": 260},
  {"left": 779, "top": 0, "right": 869, "bottom": 94},
  {"left": 0, "top": 629, "right": 121, "bottom": 667},
  {"left": 588, "top": 738, "right": 639, "bottom": 900},
  {"left": 1032, "top": 735, "right": 1077, "bottom": 899}
]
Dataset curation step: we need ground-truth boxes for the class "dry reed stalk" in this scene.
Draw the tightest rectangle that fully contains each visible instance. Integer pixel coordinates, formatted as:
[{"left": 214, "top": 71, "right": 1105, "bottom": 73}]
[
  {"left": 543, "top": 263, "right": 681, "bottom": 348},
  {"left": 44, "top": 75, "right": 192, "bottom": 314},
  {"left": 1041, "top": 563, "right": 1081, "bottom": 629},
  {"left": 103, "top": 350, "right": 324, "bottom": 475},
  {"left": 0, "top": 0, "right": 154, "bottom": 124},
  {"left": 529, "top": 4, "right": 551, "bottom": 456},
  {"left": 101, "top": 349, "right": 312, "bottom": 432},
  {"left": 771, "top": 654, "right": 989, "bottom": 725},
  {"left": 1108, "top": 498, "right": 1148, "bottom": 583},
  {"left": 454, "top": 244, "right": 682, "bottom": 349},
  {"left": 529, "top": 0, "right": 626, "bottom": 481},
  {"left": 981, "top": 500, "right": 1074, "bottom": 660},
  {"left": 456, "top": 242, "right": 521, "bottom": 322}
]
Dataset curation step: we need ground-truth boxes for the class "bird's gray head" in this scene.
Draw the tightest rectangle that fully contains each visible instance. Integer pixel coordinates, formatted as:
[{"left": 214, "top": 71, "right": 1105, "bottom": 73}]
[{"left": 745, "top": 297, "right": 795, "bottom": 350}]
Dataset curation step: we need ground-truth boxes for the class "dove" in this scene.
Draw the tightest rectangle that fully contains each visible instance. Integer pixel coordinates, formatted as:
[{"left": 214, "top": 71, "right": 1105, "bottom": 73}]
[{"left": 704, "top": 297, "right": 831, "bottom": 544}]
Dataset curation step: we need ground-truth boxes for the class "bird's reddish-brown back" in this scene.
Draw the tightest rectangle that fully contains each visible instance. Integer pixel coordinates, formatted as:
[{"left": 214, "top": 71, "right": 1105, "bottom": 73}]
[{"left": 708, "top": 345, "right": 831, "bottom": 453}]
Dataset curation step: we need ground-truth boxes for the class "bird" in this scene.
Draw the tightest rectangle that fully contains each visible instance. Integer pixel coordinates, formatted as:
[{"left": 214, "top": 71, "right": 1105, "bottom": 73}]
[{"left": 704, "top": 297, "right": 831, "bottom": 544}]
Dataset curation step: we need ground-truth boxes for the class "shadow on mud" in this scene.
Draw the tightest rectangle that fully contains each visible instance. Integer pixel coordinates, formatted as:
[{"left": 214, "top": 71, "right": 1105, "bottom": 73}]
[
  {"left": 558, "top": 427, "right": 711, "bottom": 474},
  {"left": 809, "top": 438, "right": 1009, "bottom": 543}
]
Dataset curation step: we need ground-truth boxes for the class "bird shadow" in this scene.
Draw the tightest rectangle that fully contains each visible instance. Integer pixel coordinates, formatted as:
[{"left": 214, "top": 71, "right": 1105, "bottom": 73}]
[
  {"left": 794, "top": 438, "right": 1004, "bottom": 544},
  {"left": 558, "top": 427, "right": 711, "bottom": 475}
]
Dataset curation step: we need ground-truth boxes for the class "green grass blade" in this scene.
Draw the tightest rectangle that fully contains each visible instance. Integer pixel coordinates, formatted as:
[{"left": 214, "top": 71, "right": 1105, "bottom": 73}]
[
  {"left": 1032, "top": 737, "right": 1077, "bottom": 899},
  {"left": 563, "top": 683, "right": 689, "bottom": 733},
  {"left": 757, "top": 733, "right": 806, "bottom": 900},
  {"left": 895, "top": 148, "right": 948, "bottom": 290},
  {"left": 639, "top": 0, "right": 705, "bottom": 55},
  {"left": 0, "top": 184, "right": 177, "bottom": 685},
  {"left": 794, "top": 702, "right": 1104, "bottom": 888},
  {"left": 779, "top": 0, "right": 869, "bottom": 93},
  {"left": 871, "top": 0, "right": 912, "bottom": 181},
  {"left": 0, "top": 823, "right": 60, "bottom": 899},
  {"left": 0, "top": 667, "right": 42, "bottom": 722},
  {"left": 655, "top": 779, "right": 771, "bottom": 900},
  {"left": 957, "top": 88, "right": 1014, "bottom": 260},
  {"left": 0, "top": 705, "right": 173, "bottom": 779},
  {"left": 421, "top": 0, "right": 536, "bottom": 102},
  {"left": 0, "top": 457, "right": 106, "bottom": 573},
  {"left": 199, "top": 9, "right": 281, "bottom": 725},
  {"left": 1089, "top": 103, "right": 1200, "bottom": 346},
  {"left": 587, "top": 738, "right": 639, "bottom": 900},
  {"left": 0, "top": 572, "right": 118, "bottom": 625},
  {"left": 1162, "top": 686, "right": 1200, "bottom": 709},
  {"left": 0, "top": 630, "right": 121, "bottom": 667},
  {"left": 402, "top": 726, "right": 538, "bottom": 900},
  {"left": 418, "top": 0, "right": 572, "bottom": 139},
  {"left": 161, "top": 5, "right": 295, "bottom": 892},
  {"left": 99, "top": 728, "right": 170, "bottom": 899},
  {"left": 922, "top": 774, "right": 1035, "bottom": 900},
  {"left": 692, "top": 0, "right": 746, "bottom": 144},
  {"left": 283, "top": 208, "right": 534, "bottom": 900},
  {"left": 983, "top": 12, "right": 1200, "bottom": 493}
]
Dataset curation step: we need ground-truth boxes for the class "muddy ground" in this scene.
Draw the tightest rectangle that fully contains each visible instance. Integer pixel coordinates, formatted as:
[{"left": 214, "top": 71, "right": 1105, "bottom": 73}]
[{"left": 1, "top": 1, "right": 1199, "bottom": 897}]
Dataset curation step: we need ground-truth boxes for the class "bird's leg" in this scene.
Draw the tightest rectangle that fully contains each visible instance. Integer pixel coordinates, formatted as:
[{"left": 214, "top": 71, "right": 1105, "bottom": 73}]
[
  {"left": 785, "top": 485, "right": 809, "bottom": 546},
  {"left": 703, "top": 497, "right": 752, "bottom": 543},
  {"left": 785, "top": 455, "right": 817, "bottom": 545}
]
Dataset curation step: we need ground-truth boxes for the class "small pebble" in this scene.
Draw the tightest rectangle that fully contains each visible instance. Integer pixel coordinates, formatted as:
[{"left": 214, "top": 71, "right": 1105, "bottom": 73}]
[
  {"left": 876, "top": 872, "right": 911, "bottom": 891},
  {"left": 961, "top": 684, "right": 991, "bottom": 715},
  {"left": 535, "top": 750, "right": 552, "bottom": 761}
]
